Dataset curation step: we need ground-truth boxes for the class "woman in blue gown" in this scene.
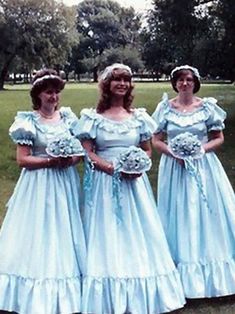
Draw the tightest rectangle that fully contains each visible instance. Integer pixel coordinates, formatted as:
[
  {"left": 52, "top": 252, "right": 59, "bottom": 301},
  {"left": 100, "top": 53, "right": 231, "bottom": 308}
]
[
  {"left": 152, "top": 65, "right": 235, "bottom": 298},
  {"left": 0, "top": 69, "right": 86, "bottom": 313},
  {"left": 74, "top": 63, "right": 185, "bottom": 313}
]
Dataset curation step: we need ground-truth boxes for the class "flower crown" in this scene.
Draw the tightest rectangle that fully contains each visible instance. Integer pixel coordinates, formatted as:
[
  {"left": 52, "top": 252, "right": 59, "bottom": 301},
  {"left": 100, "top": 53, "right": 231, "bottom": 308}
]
[
  {"left": 32, "top": 74, "right": 63, "bottom": 86},
  {"left": 99, "top": 63, "right": 132, "bottom": 81},
  {"left": 171, "top": 65, "right": 200, "bottom": 80}
]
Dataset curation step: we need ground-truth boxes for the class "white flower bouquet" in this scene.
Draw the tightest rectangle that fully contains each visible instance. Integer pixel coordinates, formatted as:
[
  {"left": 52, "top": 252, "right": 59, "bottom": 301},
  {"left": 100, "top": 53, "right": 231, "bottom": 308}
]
[
  {"left": 169, "top": 132, "right": 204, "bottom": 159},
  {"left": 46, "top": 136, "right": 85, "bottom": 158},
  {"left": 115, "top": 145, "right": 152, "bottom": 174}
]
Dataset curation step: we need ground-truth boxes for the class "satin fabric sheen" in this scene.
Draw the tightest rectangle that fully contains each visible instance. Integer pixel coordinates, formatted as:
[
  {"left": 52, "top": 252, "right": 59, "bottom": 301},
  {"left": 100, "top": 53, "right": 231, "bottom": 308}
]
[
  {"left": 74, "top": 108, "right": 186, "bottom": 313},
  {"left": 0, "top": 108, "right": 86, "bottom": 314},
  {"left": 152, "top": 94, "right": 235, "bottom": 298}
]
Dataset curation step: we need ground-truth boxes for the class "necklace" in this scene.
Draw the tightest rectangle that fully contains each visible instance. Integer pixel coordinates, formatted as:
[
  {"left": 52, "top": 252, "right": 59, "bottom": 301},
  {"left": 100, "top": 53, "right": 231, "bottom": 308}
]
[
  {"left": 38, "top": 110, "right": 56, "bottom": 119},
  {"left": 178, "top": 100, "right": 194, "bottom": 113}
]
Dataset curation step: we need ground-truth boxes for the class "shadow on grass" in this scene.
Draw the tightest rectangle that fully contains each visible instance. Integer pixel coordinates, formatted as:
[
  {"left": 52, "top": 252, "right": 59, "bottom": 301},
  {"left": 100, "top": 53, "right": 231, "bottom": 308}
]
[{"left": 172, "top": 294, "right": 235, "bottom": 313}]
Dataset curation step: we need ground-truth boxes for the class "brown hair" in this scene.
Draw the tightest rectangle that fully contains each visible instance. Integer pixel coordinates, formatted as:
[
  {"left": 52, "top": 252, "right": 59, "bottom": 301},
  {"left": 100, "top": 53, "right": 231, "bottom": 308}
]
[
  {"left": 96, "top": 68, "right": 134, "bottom": 113},
  {"left": 30, "top": 69, "right": 65, "bottom": 109},
  {"left": 171, "top": 69, "right": 200, "bottom": 93}
]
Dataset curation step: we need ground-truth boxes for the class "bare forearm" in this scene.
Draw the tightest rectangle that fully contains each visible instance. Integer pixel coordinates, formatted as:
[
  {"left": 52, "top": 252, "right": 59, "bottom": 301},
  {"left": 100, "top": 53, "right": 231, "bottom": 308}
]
[
  {"left": 203, "top": 137, "right": 224, "bottom": 153},
  {"left": 152, "top": 139, "right": 171, "bottom": 156},
  {"left": 140, "top": 140, "right": 152, "bottom": 158},
  {"left": 152, "top": 132, "right": 172, "bottom": 156},
  {"left": 17, "top": 155, "right": 79, "bottom": 170},
  {"left": 17, "top": 155, "right": 52, "bottom": 169},
  {"left": 86, "top": 151, "right": 114, "bottom": 175}
]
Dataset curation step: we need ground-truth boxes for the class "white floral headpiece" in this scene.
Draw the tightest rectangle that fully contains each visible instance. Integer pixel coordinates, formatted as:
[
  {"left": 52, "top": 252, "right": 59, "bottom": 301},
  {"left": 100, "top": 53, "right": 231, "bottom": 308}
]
[
  {"left": 171, "top": 65, "right": 200, "bottom": 80},
  {"left": 99, "top": 63, "right": 132, "bottom": 81},
  {"left": 32, "top": 74, "right": 62, "bottom": 86}
]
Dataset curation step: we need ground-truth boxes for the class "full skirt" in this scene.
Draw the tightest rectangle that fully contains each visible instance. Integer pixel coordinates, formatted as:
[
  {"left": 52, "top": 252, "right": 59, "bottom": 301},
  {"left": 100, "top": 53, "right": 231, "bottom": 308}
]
[
  {"left": 157, "top": 152, "right": 235, "bottom": 298},
  {"left": 82, "top": 169, "right": 185, "bottom": 314},
  {"left": 0, "top": 166, "right": 86, "bottom": 314}
]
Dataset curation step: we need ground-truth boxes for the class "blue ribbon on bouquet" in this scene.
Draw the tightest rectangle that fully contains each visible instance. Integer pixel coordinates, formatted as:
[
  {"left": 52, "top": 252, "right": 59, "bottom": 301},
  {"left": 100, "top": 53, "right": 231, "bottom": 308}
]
[
  {"left": 184, "top": 157, "right": 211, "bottom": 212},
  {"left": 83, "top": 153, "right": 95, "bottom": 209},
  {"left": 112, "top": 170, "right": 123, "bottom": 224}
]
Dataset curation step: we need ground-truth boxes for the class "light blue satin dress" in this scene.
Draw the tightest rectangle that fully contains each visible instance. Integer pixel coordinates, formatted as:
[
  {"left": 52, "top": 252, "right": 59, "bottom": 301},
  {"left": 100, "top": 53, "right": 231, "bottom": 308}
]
[
  {"left": 75, "top": 108, "right": 185, "bottom": 314},
  {"left": 152, "top": 93, "right": 235, "bottom": 298},
  {"left": 0, "top": 107, "right": 86, "bottom": 314}
]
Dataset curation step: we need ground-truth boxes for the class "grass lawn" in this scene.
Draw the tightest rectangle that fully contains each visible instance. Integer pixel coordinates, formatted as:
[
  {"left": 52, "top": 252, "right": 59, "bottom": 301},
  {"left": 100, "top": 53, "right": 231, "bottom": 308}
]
[{"left": 0, "top": 82, "right": 235, "bottom": 312}]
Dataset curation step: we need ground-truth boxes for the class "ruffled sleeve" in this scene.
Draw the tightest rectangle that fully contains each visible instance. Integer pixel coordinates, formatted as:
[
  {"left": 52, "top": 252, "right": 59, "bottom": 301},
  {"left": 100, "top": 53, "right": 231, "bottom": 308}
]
[
  {"left": 72, "top": 108, "right": 98, "bottom": 140},
  {"left": 9, "top": 111, "right": 36, "bottom": 145},
  {"left": 204, "top": 97, "right": 227, "bottom": 131},
  {"left": 60, "top": 106, "right": 79, "bottom": 135},
  {"left": 134, "top": 108, "right": 157, "bottom": 142},
  {"left": 151, "top": 93, "right": 169, "bottom": 133}
]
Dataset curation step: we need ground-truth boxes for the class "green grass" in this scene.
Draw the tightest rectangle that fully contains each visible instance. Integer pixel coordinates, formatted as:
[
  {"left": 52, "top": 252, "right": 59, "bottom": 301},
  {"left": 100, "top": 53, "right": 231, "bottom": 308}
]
[
  {"left": 1, "top": 82, "right": 235, "bottom": 210},
  {"left": 1, "top": 82, "right": 235, "bottom": 215},
  {"left": 0, "top": 82, "right": 235, "bottom": 312}
]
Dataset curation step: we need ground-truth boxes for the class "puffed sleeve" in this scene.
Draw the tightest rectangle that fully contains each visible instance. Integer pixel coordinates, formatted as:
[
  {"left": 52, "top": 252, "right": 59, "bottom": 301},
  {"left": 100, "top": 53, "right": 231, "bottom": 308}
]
[
  {"left": 9, "top": 111, "right": 36, "bottom": 145},
  {"left": 151, "top": 93, "right": 169, "bottom": 133},
  {"left": 135, "top": 108, "right": 157, "bottom": 142},
  {"left": 204, "top": 97, "right": 227, "bottom": 131},
  {"left": 72, "top": 108, "right": 99, "bottom": 140},
  {"left": 60, "top": 106, "right": 79, "bottom": 135}
]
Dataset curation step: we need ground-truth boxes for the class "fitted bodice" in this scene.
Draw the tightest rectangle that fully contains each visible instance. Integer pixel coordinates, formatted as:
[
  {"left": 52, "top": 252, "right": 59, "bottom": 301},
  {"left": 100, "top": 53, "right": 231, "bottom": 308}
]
[
  {"left": 34, "top": 119, "right": 74, "bottom": 157},
  {"left": 165, "top": 110, "right": 209, "bottom": 143},
  {"left": 152, "top": 93, "right": 226, "bottom": 143},
  {"left": 9, "top": 107, "right": 79, "bottom": 157},
  {"left": 75, "top": 108, "right": 156, "bottom": 161},
  {"left": 95, "top": 118, "right": 141, "bottom": 160}
]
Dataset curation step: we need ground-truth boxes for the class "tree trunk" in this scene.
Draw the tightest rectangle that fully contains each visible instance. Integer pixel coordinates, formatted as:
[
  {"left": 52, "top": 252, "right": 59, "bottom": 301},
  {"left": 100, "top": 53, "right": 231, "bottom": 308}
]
[
  {"left": 0, "top": 66, "right": 8, "bottom": 90},
  {"left": 0, "top": 77, "right": 4, "bottom": 90},
  {"left": 65, "top": 72, "right": 69, "bottom": 81},
  {"left": 13, "top": 73, "right": 17, "bottom": 84},
  {"left": 93, "top": 66, "right": 98, "bottom": 82},
  {"left": 0, "top": 55, "right": 16, "bottom": 90}
]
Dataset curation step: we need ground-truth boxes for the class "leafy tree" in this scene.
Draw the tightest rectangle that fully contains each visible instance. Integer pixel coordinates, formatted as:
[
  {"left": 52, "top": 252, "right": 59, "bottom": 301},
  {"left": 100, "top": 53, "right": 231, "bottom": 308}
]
[
  {"left": 99, "top": 46, "right": 144, "bottom": 71},
  {"left": 141, "top": 0, "right": 209, "bottom": 75},
  {"left": 64, "top": 45, "right": 88, "bottom": 81},
  {"left": 75, "top": 0, "right": 142, "bottom": 81},
  {"left": 0, "top": 0, "right": 78, "bottom": 90},
  {"left": 141, "top": 0, "right": 235, "bottom": 80},
  {"left": 209, "top": 0, "right": 235, "bottom": 81},
  {"left": 182, "top": 0, "right": 235, "bottom": 80}
]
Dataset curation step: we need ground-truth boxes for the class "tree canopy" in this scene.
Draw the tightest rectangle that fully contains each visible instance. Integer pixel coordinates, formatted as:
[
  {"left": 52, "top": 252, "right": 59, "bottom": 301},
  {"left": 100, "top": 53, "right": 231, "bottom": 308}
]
[
  {"left": 141, "top": 0, "right": 235, "bottom": 80},
  {"left": 75, "top": 0, "right": 142, "bottom": 81},
  {"left": 141, "top": 0, "right": 208, "bottom": 74},
  {"left": 0, "top": 0, "right": 78, "bottom": 89},
  {"left": 0, "top": 0, "right": 235, "bottom": 88}
]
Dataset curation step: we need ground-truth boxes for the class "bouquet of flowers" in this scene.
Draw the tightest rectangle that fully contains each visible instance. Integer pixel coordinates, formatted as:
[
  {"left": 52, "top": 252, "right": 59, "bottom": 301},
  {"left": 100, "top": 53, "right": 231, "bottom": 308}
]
[
  {"left": 46, "top": 136, "right": 85, "bottom": 158},
  {"left": 169, "top": 132, "right": 209, "bottom": 210},
  {"left": 169, "top": 132, "right": 204, "bottom": 159},
  {"left": 115, "top": 145, "right": 152, "bottom": 174}
]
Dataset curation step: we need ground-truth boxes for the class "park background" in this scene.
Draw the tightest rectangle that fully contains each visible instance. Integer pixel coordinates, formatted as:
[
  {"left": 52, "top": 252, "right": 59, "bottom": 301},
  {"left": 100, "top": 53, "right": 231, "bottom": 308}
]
[{"left": 0, "top": 0, "right": 235, "bottom": 313}]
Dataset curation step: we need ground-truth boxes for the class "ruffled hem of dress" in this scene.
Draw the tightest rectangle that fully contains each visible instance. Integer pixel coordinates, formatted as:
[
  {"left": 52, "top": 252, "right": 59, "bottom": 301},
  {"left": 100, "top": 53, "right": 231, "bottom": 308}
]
[
  {"left": 178, "top": 258, "right": 235, "bottom": 298},
  {"left": 0, "top": 273, "right": 82, "bottom": 314},
  {"left": 82, "top": 270, "right": 186, "bottom": 314}
]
